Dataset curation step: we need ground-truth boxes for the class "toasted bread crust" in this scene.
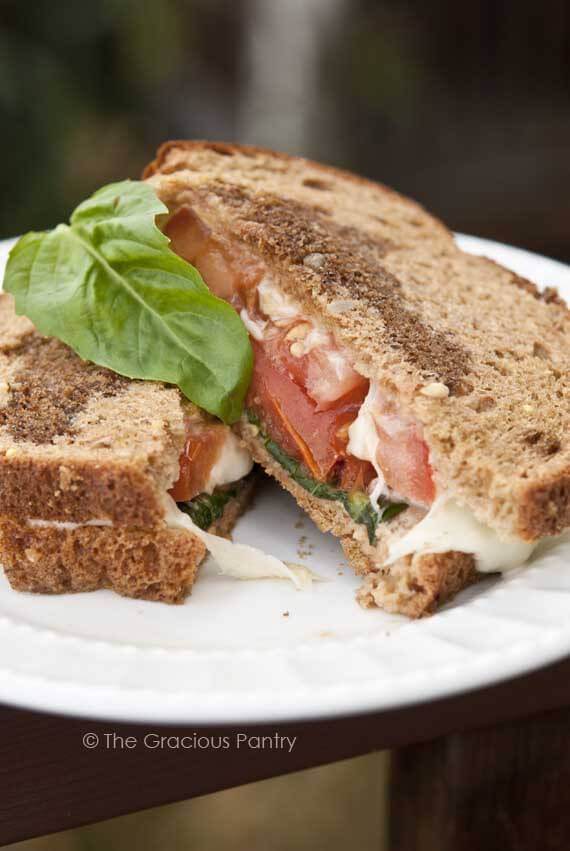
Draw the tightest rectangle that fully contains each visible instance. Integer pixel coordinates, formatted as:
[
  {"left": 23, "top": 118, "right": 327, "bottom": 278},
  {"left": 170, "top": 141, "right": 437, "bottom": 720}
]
[
  {"left": 0, "top": 450, "right": 173, "bottom": 525},
  {"left": 517, "top": 467, "right": 570, "bottom": 539},
  {"left": 356, "top": 550, "right": 479, "bottom": 618},
  {"left": 0, "top": 476, "right": 254, "bottom": 603},
  {"left": 146, "top": 141, "right": 570, "bottom": 542},
  {"left": 0, "top": 521, "right": 204, "bottom": 602}
]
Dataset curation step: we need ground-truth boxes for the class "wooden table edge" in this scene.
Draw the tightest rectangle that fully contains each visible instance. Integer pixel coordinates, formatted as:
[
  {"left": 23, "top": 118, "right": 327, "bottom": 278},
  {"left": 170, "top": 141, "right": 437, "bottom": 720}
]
[{"left": 1, "top": 654, "right": 569, "bottom": 844}]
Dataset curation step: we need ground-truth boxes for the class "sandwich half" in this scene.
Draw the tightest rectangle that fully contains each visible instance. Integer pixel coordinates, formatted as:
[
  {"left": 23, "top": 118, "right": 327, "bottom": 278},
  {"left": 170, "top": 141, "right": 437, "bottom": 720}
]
[
  {"left": 145, "top": 140, "right": 570, "bottom": 617},
  {"left": 0, "top": 294, "right": 254, "bottom": 602}
]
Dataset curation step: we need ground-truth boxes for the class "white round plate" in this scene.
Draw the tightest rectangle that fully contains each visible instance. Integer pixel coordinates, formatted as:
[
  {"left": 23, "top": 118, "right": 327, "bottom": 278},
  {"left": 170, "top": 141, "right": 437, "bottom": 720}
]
[{"left": 0, "top": 234, "right": 568, "bottom": 724}]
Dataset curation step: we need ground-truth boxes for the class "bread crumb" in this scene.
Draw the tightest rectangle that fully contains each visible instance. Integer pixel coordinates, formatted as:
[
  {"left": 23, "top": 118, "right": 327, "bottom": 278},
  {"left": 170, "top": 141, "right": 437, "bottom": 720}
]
[
  {"left": 296, "top": 534, "right": 314, "bottom": 559},
  {"left": 282, "top": 611, "right": 290, "bottom": 617},
  {"left": 419, "top": 382, "right": 449, "bottom": 399}
]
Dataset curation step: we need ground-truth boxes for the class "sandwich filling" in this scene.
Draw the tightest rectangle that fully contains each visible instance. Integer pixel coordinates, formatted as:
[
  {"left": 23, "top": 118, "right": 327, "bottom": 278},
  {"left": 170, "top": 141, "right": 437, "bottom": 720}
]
[
  {"left": 159, "top": 397, "right": 320, "bottom": 590},
  {"left": 165, "top": 209, "right": 429, "bottom": 510},
  {"left": 164, "top": 205, "right": 534, "bottom": 573},
  {"left": 169, "top": 416, "right": 253, "bottom": 504},
  {"left": 168, "top": 409, "right": 253, "bottom": 530}
]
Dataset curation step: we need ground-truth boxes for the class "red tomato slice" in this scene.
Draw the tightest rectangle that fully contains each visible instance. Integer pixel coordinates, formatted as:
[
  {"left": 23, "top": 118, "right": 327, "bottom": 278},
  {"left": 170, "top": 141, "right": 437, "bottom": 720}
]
[
  {"left": 262, "top": 323, "right": 368, "bottom": 411},
  {"left": 164, "top": 205, "right": 212, "bottom": 262},
  {"left": 338, "top": 454, "right": 376, "bottom": 494},
  {"left": 165, "top": 206, "right": 264, "bottom": 301},
  {"left": 248, "top": 340, "right": 370, "bottom": 481},
  {"left": 374, "top": 417, "right": 435, "bottom": 505},
  {"left": 169, "top": 423, "right": 228, "bottom": 502}
]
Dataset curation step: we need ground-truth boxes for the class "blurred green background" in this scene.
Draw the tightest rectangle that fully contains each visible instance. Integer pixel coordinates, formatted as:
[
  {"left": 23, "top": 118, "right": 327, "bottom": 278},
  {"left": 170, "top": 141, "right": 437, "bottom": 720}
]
[
  {"left": 1, "top": 0, "right": 569, "bottom": 848},
  {"left": 1, "top": 0, "right": 569, "bottom": 259}
]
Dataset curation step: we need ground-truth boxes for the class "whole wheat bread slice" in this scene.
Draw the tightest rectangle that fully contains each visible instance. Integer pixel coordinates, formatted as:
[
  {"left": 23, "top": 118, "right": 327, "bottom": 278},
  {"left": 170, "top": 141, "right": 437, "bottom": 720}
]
[
  {"left": 0, "top": 293, "right": 253, "bottom": 603},
  {"left": 145, "top": 140, "right": 569, "bottom": 615},
  {"left": 0, "top": 478, "right": 253, "bottom": 603}
]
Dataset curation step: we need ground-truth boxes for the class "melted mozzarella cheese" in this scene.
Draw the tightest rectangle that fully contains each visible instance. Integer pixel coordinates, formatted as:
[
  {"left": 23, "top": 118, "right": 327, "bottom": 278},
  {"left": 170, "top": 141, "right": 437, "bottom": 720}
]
[
  {"left": 257, "top": 276, "right": 299, "bottom": 323},
  {"left": 297, "top": 327, "right": 330, "bottom": 354},
  {"left": 347, "top": 384, "right": 388, "bottom": 512},
  {"left": 386, "top": 496, "right": 536, "bottom": 573},
  {"left": 162, "top": 495, "right": 320, "bottom": 588},
  {"left": 205, "top": 431, "right": 253, "bottom": 494},
  {"left": 240, "top": 308, "right": 267, "bottom": 341}
]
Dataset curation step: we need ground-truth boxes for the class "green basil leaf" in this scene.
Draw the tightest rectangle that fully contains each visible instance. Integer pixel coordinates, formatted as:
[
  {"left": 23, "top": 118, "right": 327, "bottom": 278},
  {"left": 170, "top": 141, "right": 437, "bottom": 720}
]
[{"left": 3, "top": 180, "right": 253, "bottom": 424}]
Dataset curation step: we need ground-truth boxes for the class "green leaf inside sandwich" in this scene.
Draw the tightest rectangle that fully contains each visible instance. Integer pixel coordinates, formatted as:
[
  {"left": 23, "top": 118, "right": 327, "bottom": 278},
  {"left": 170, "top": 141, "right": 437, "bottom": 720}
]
[
  {"left": 179, "top": 487, "right": 239, "bottom": 531},
  {"left": 2, "top": 181, "right": 253, "bottom": 424}
]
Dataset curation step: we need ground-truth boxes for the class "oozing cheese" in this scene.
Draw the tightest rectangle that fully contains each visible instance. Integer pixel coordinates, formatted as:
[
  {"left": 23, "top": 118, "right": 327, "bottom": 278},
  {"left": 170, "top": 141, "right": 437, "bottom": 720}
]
[
  {"left": 347, "top": 383, "right": 388, "bottom": 512},
  {"left": 204, "top": 431, "right": 253, "bottom": 494},
  {"left": 162, "top": 494, "right": 320, "bottom": 588},
  {"left": 386, "top": 496, "right": 536, "bottom": 573}
]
